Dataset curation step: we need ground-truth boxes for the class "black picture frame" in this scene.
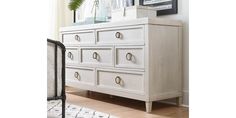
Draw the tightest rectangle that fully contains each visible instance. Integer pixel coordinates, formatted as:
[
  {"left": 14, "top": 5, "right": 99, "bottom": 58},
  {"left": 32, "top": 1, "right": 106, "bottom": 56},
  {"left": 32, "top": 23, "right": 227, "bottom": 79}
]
[
  {"left": 139, "top": 0, "right": 178, "bottom": 16},
  {"left": 73, "top": 10, "right": 81, "bottom": 23},
  {"left": 73, "top": 10, "right": 76, "bottom": 23}
]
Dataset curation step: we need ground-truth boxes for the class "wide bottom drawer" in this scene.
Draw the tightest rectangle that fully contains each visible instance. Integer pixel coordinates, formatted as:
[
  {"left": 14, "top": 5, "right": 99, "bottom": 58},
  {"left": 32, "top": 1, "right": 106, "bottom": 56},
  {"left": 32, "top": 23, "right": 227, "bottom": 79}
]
[
  {"left": 96, "top": 69, "right": 144, "bottom": 94},
  {"left": 66, "top": 67, "right": 95, "bottom": 85}
]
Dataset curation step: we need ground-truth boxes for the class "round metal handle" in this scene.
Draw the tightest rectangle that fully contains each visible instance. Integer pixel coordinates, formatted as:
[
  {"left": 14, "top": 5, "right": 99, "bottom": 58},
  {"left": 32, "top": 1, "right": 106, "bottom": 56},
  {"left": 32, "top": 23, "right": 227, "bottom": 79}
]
[
  {"left": 92, "top": 52, "right": 98, "bottom": 60},
  {"left": 67, "top": 52, "right": 73, "bottom": 59},
  {"left": 115, "top": 76, "right": 121, "bottom": 85},
  {"left": 115, "top": 32, "right": 122, "bottom": 39},
  {"left": 75, "top": 35, "right": 80, "bottom": 41},
  {"left": 74, "top": 72, "right": 80, "bottom": 80},
  {"left": 126, "top": 52, "right": 132, "bottom": 61}
]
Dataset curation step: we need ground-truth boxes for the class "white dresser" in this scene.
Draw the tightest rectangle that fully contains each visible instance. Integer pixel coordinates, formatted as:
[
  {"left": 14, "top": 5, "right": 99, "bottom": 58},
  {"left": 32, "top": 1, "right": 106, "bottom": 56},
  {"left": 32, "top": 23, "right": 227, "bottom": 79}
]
[{"left": 60, "top": 18, "right": 183, "bottom": 112}]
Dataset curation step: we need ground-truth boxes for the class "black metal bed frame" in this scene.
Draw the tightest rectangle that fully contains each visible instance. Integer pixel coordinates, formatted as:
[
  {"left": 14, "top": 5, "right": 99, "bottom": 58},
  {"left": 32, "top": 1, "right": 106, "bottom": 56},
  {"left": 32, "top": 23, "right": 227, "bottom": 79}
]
[{"left": 47, "top": 39, "right": 66, "bottom": 118}]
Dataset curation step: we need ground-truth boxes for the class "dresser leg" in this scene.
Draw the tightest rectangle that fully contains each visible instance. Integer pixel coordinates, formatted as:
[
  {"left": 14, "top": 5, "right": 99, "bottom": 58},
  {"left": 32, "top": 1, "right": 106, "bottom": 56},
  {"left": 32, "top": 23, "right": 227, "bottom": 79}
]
[
  {"left": 176, "top": 97, "right": 182, "bottom": 106},
  {"left": 87, "top": 90, "right": 92, "bottom": 96},
  {"left": 109, "top": 95, "right": 113, "bottom": 98},
  {"left": 145, "top": 101, "right": 152, "bottom": 113}
]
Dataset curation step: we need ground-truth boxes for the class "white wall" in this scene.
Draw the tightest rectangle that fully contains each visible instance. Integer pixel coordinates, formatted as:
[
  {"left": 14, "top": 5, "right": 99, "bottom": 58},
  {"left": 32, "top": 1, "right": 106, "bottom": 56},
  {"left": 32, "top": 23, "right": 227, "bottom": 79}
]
[
  {"left": 53, "top": 0, "right": 189, "bottom": 106},
  {"left": 63, "top": 0, "right": 74, "bottom": 26},
  {"left": 47, "top": 0, "right": 73, "bottom": 40},
  {"left": 160, "top": 0, "right": 189, "bottom": 105}
]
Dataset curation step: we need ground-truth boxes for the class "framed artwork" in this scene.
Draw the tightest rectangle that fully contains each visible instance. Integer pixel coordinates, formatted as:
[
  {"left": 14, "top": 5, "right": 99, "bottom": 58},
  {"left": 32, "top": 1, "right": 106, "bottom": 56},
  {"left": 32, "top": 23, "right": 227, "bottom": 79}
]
[
  {"left": 139, "top": 0, "right": 178, "bottom": 16},
  {"left": 73, "top": 10, "right": 79, "bottom": 23},
  {"left": 73, "top": 0, "right": 95, "bottom": 23},
  {"left": 73, "top": 0, "right": 114, "bottom": 23},
  {"left": 111, "top": 0, "right": 135, "bottom": 10}
]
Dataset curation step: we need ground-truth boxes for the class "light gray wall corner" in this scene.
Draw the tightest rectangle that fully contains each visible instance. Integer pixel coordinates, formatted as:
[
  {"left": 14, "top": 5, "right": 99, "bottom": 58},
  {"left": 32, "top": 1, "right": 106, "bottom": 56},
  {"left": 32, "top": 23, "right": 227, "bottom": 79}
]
[{"left": 159, "top": 0, "right": 189, "bottom": 105}]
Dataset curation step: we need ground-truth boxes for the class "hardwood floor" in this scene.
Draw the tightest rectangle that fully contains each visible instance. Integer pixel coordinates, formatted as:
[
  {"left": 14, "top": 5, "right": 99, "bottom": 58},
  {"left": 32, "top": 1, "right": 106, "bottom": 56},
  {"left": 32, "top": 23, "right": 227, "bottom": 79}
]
[{"left": 66, "top": 87, "right": 189, "bottom": 118}]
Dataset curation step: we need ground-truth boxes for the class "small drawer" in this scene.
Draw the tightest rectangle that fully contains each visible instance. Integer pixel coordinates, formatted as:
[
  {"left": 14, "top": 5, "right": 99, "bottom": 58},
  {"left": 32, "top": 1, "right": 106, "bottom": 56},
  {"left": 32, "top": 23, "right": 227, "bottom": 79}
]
[
  {"left": 97, "top": 69, "right": 144, "bottom": 94},
  {"left": 80, "top": 47, "right": 113, "bottom": 67},
  {"left": 66, "top": 67, "right": 94, "bottom": 85},
  {"left": 97, "top": 26, "right": 144, "bottom": 45},
  {"left": 62, "top": 31, "right": 95, "bottom": 46},
  {"left": 115, "top": 46, "right": 144, "bottom": 69},
  {"left": 66, "top": 48, "right": 79, "bottom": 65}
]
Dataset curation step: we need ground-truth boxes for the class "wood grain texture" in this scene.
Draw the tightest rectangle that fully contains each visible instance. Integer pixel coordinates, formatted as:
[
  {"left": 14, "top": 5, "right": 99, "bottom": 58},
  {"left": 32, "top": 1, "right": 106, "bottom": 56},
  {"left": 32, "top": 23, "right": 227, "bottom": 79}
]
[
  {"left": 60, "top": 18, "right": 182, "bottom": 32},
  {"left": 62, "top": 30, "right": 95, "bottom": 46},
  {"left": 147, "top": 25, "right": 182, "bottom": 101},
  {"left": 61, "top": 18, "right": 183, "bottom": 112}
]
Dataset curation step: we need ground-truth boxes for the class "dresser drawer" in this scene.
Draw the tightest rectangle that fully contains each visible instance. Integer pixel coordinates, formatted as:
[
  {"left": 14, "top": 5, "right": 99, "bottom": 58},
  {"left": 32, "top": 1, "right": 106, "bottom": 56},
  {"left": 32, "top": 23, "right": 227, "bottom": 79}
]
[
  {"left": 79, "top": 47, "right": 113, "bottom": 67},
  {"left": 115, "top": 46, "right": 144, "bottom": 69},
  {"left": 97, "top": 26, "right": 144, "bottom": 45},
  {"left": 62, "top": 31, "right": 95, "bottom": 46},
  {"left": 66, "top": 48, "right": 79, "bottom": 65},
  {"left": 97, "top": 69, "right": 144, "bottom": 94},
  {"left": 66, "top": 67, "right": 94, "bottom": 85}
]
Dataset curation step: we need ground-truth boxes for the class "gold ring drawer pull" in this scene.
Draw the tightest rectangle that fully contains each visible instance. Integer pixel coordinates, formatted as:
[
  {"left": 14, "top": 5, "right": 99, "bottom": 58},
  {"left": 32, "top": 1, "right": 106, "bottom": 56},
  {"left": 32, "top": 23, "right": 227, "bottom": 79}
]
[
  {"left": 115, "top": 32, "right": 122, "bottom": 39},
  {"left": 92, "top": 52, "right": 98, "bottom": 60},
  {"left": 115, "top": 76, "right": 122, "bottom": 85},
  {"left": 75, "top": 35, "right": 80, "bottom": 41},
  {"left": 126, "top": 52, "right": 132, "bottom": 61},
  {"left": 74, "top": 72, "right": 80, "bottom": 80},
  {"left": 67, "top": 52, "right": 73, "bottom": 59}
]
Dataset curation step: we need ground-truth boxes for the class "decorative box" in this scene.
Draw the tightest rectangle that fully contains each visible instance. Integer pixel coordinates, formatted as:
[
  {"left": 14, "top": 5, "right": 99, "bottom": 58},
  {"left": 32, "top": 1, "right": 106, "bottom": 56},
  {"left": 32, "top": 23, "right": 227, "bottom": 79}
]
[{"left": 111, "top": 5, "right": 156, "bottom": 22}]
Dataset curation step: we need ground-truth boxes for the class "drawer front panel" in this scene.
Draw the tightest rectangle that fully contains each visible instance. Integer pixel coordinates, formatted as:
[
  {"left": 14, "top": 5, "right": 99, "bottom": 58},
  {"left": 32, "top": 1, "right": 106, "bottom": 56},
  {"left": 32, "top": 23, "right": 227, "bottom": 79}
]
[
  {"left": 115, "top": 46, "right": 144, "bottom": 69},
  {"left": 66, "top": 67, "right": 94, "bottom": 85},
  {"left": 97, "top": 26, "right": 144, "bottom": 44},
  {"left": 66, "top": 48, "right": 79, "bottom": 65},
  {"left": 97, "top": 70, "right": 144, "bottom": 94},
  {"left": 63, "top": 31, "right": 95, "bottom": 45},
  {"left": 80, "top": 47, "right": 113, "bottom": 67}
]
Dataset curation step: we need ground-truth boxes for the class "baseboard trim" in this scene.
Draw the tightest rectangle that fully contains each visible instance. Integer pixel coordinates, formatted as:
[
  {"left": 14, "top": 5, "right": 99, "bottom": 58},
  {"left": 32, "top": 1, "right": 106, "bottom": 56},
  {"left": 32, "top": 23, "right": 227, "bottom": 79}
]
[
  {"left": 157, "top": 90, "right": 189, "bottom": 107},
  {"left": 183, "top": 90, "right": 189, "bottom": 106},
  {"left": 180, "top": 104, "right": 189, "bottom": 107},
  {"left": 158, "top": 101, "right": 189, "bottom": 107}
]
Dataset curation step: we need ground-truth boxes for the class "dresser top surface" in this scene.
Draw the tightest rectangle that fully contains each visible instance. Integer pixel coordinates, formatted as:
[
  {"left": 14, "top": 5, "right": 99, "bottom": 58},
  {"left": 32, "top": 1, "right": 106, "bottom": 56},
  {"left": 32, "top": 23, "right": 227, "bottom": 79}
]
[{"left": 60, "top": 18, "right": 182, "bottom": 32}]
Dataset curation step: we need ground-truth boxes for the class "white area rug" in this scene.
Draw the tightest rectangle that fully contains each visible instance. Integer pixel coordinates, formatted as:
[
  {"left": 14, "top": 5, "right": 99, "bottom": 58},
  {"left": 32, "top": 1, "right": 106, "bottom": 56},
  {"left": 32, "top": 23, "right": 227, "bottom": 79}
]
[{"left": 48, "top": 100, "right": 117, "bottom": 118}]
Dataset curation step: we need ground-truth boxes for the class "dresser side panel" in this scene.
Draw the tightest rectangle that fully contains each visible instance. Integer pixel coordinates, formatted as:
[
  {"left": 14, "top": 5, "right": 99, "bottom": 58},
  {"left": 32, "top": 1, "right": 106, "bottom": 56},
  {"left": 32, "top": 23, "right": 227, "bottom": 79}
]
[{"left": 148, "top": 25, "right": 182, "bottom": 101}]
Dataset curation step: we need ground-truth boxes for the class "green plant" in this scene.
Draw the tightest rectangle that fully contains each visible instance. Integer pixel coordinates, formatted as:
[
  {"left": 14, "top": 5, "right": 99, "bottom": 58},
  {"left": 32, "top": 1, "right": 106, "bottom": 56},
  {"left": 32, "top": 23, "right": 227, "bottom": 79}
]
[{"left": 68, "top": 0, "right": 85, "bottom": 11}]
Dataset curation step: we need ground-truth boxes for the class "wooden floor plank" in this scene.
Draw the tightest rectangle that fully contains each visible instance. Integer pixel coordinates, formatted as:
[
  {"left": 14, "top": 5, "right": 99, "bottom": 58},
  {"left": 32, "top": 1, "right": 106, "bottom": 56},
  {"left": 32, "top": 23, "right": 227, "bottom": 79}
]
[{"left": 66, "top": 87, "right": 189, "bottom": 118}]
